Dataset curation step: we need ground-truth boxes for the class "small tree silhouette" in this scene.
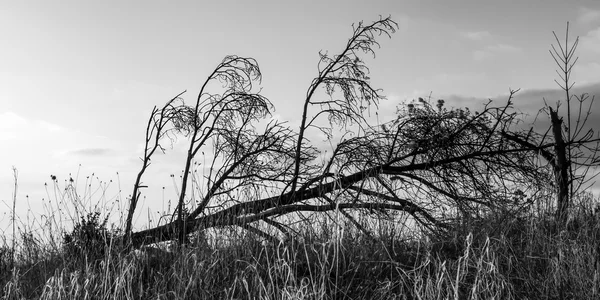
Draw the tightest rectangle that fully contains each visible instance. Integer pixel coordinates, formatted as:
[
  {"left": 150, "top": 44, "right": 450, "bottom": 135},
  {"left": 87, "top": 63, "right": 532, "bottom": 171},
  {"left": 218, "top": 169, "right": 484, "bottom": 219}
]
[
  {"left": 63, "top": 212, "right": 119, "bottom": 269},
  {"left": 501, "top": 22, "right": 600, "bottom": 227}
]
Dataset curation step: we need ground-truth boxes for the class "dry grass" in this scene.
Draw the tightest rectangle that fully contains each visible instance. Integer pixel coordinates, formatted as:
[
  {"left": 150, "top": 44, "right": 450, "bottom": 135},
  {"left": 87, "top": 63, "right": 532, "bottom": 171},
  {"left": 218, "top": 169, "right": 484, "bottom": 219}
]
[
  {"left": 2, "top": 197, "right": 600, "bottom": 300},
  {"left": 2, "top": 171, "right": 600, "bottom": 299}
]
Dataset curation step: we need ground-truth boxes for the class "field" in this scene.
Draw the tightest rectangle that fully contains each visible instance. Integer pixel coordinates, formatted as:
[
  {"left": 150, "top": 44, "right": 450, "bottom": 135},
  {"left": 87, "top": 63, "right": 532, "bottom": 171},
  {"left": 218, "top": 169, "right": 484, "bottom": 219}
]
[{"left": 1, "top": 190, "right": 600, "bottom": 299}]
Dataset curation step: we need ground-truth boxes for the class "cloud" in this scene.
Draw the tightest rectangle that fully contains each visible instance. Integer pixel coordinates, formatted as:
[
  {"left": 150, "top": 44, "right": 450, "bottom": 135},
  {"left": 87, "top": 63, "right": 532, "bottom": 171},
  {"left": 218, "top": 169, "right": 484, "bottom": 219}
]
[
  {"left": 472, "top": 50, "right": 492, "bottom": 61},
  {"left": 573, "top": 27, "right": 600, "bottom": 85},
  {"left": 577, "top": 7, "right": 600, "bottom": 24},
  {"left": 0, "top": 111, "right": 63, "bottom": 141},
  {"left": 0, "top": 111, "right": 140, "bottom": 180},
  {"left": 460, "top": 31, "right": 491, "bottom": 41},
  {"left": 68, "top": 148, "right": 114, "bottom": 156},
  {"left": 459, "top": 28, "right": 521, "bottom": 62},
  {"left": 444, "top": 82, "right": 600, "bottom": 133},
  {"left": 489, "top": 44, "right": 520, "bottom": 52},
  {"left": 36, "top": 119, "right": 62, "bottom": 132},
  {"left": 473, "top": 43, "right": 521, "bottom": 61},
  {"left": 574, "top": 62, "right": 600, "bottom": 85},
  {"left": 0, "top": 112, "right": 26, "bottom": 141},
  {"left": 408, "top": 72, "right": 492, "bottom": 98},
  {"left": 0, "top": 111, "right": 28, "bottom": 129},
  {"left": 579, "top": 27, "right": 600, "bottom": 55},
  {"left": 443, "top": 94, "right": 488, "bottom": 109}
]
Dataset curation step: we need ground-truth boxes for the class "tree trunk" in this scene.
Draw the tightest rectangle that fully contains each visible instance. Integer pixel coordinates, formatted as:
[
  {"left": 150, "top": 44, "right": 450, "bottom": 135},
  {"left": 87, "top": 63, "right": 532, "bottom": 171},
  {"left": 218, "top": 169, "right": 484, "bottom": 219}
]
[{"left": 549, "top": 107, "right": 570, "bottom": 226}]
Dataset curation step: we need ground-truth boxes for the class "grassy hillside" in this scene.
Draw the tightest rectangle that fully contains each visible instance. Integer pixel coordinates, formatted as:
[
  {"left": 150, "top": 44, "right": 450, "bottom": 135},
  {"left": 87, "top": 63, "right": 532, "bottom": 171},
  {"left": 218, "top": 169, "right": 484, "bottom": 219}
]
[{"left": 1, "top": 191, "right": 599, "bottom": 299}]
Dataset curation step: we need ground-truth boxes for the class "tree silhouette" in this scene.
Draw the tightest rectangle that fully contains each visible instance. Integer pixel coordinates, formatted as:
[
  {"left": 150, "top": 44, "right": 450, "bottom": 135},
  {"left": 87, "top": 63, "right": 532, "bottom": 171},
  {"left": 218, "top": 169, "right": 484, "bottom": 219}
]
[
  {"left": 500, "top": 22, "right": 600, "bottom": 227},
  {"left": 123, "top": 17, "right": 600, "bottom": 248}
]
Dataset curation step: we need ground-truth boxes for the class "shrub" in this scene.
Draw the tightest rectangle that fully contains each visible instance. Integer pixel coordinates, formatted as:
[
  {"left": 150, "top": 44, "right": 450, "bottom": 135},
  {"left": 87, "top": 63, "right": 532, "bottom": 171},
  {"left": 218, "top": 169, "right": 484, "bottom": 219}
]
[{"left": 62, "top": 212, "right": 120, "bottom": 269}]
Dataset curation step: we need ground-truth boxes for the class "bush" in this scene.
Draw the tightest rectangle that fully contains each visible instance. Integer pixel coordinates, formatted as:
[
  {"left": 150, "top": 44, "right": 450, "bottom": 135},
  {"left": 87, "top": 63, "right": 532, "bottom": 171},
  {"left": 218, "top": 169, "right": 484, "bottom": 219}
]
[{"left": 62, "top": 212, "right": 120, "bottom": 269}]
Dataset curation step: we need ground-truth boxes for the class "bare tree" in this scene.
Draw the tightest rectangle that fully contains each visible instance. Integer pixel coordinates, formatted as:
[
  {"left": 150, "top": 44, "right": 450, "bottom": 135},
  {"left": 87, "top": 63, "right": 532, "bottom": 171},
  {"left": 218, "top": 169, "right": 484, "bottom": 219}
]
[
  {"left": 124, "top": 17, "right": 599, "bottom": 248},
  {"left": 501, "top": 22, "right": 600, "bottom": 226},
  {"left": 123, "top": 91, "right": 187, "bottom": 244}
]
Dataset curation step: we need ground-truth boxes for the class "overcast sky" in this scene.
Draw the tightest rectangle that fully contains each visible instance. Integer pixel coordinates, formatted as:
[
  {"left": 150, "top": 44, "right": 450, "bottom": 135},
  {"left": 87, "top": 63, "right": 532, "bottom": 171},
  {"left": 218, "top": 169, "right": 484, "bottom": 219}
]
[{"left": 1, "top": 0, "right": 599, "bottom": 231}]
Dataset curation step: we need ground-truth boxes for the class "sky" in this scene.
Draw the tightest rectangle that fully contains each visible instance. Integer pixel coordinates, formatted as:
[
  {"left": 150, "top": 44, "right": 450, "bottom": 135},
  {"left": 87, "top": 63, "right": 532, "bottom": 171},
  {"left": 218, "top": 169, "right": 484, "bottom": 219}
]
[{"left": 1, "top": 0, "right": 599, "bottom": 233}]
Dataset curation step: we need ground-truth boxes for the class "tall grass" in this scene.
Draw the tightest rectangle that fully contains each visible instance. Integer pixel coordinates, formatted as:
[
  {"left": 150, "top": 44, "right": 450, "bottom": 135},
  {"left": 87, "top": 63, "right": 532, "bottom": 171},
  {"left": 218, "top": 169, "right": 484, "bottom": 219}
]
[
  {"left": 2, "top": 170, "right": 600, "bottom": 299},
  {"left": 2, "top": 191, "right": 600, "bottom": 299}
]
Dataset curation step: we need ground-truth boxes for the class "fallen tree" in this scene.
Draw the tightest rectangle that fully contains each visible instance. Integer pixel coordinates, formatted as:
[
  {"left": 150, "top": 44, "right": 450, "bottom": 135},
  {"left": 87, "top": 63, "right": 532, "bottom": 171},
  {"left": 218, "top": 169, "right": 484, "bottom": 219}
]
[{"left": 124, "top": 17, "right": 599, "bottom": 248}]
